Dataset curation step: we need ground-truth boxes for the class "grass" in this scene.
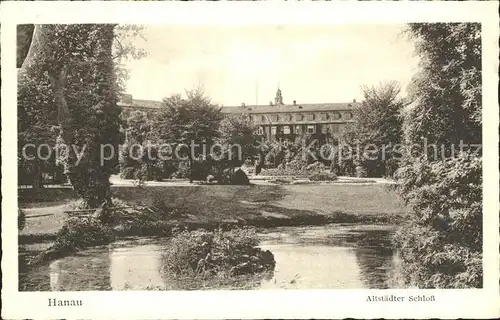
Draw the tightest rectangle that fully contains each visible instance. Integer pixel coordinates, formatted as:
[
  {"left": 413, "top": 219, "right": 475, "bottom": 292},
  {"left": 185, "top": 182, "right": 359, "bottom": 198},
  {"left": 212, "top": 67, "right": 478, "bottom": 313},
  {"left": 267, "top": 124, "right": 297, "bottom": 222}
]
[
  {"left": 20, "top": 202, "right": 71, "bottom": 236},
  {"left": 19, "top": 184, "right": 407, "bottom": 239}
]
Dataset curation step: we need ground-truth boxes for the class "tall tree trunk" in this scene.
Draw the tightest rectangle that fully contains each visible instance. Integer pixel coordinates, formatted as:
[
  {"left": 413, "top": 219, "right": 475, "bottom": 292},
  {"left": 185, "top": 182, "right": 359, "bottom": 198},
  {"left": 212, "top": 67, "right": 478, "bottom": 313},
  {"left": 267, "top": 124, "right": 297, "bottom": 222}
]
[
  {"left": 188, "top": 157, "right": 194, "bottom": 183},
  {"left": 31, "top": 159, "right": 43, "bottom": 193},
  {"left": 19, "top": 24, "right": 118, "bottom": 208},
  {"left": 21, "top": 25, "right": 78, "bottom": 188}
]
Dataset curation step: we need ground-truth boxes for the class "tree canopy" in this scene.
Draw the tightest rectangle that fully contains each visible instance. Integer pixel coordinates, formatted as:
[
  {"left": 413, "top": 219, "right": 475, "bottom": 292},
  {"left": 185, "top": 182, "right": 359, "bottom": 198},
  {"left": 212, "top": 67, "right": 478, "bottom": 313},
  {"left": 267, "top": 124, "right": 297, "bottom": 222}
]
[
  {"left": 403, "top": 23, "right": 481, "bottom": 155},
  {"left": 152, "top": 89, "right": 223, "bottom": 181},
  {"left": 394, "top": 23, "right": 482, "bottom": 288},
  {"left": 340, "top": 81, "right": 405, "bottom": 177},
  {"left": 17, "top": 24, "right": 146, "bottom": 207},
  {"left": 218, "top": 113, "right": 259, "bottom": 166}
]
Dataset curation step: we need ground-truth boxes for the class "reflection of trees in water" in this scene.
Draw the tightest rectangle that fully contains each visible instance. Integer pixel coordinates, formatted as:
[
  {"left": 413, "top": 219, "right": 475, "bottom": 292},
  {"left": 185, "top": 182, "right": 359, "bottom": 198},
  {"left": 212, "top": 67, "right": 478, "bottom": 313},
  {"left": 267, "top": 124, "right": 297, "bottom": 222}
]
[
  {"left": 19, "top": 247, "right": 52, "bottom": 291},
  {"left": 20, "top": 249, "right": 113, "bottom": 291},
  {"left": 353, "top": 230, "right": 395, "bottom": 289},
  {"left": 50, "top": 250, "right": 112, "bottom": 291}
]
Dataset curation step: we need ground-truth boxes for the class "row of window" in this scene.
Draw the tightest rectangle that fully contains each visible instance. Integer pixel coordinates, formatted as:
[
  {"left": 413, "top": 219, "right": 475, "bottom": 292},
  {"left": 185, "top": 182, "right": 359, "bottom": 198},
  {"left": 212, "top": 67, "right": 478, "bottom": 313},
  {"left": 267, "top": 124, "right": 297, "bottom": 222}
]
[
  {"left": 257, "top": 124, "right": 346, "bottom": 135},
  {"left": 252, "top": 111, "right": 352, "bottom": 123}
]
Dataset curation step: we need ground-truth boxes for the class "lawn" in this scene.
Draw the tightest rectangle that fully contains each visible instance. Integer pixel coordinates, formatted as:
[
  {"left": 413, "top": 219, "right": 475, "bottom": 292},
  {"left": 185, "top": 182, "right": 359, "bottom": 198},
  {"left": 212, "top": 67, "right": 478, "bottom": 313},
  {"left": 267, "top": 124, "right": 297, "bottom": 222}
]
[
  {"left": 20, "top": 202, "right": 72, "bottom": 236},
  {"left": 19, "top": 184, "right": 407, "bottom": 237}
]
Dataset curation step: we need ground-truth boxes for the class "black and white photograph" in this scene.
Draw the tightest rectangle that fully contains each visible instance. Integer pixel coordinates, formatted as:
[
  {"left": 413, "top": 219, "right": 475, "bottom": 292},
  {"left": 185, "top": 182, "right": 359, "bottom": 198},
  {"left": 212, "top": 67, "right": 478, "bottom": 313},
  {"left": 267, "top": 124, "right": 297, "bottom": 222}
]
[
  {"left": 15, "top": 21, "right": 483, "bottom": 291},
  {"left": 1, "top": 1, "right": 498, "bottom": 319}
]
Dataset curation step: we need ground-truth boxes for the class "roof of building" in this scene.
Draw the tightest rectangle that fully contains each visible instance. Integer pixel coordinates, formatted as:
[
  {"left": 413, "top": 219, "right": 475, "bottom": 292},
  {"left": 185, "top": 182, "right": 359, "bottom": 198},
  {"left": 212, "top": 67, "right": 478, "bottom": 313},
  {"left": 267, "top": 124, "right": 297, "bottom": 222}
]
[
  {"left": 118, "top": 99, "right": 163, "bottom": 109},
  {"left": 117, "top": 96, "right": 360, "bottom": 114},
  {"left": 221, "top": 102, "right": 359, "bottom": 114}
]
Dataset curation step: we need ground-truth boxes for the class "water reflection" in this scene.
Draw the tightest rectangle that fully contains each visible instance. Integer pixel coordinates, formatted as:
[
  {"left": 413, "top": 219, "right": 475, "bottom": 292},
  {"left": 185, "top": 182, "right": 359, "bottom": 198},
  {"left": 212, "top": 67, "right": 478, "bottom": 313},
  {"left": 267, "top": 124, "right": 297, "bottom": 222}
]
[
  {"left": 353, "top": 230, "right": 395, "bottom": 289},
  {"left": 48, "top": 249, "right": 112, "bottom": 291},
  {"left": 258, "top": 224, "right": 397, "bottom": 289},
  {"left": 259, "top": 245, "right": 365, "bottom": 289},
  {"left": 20, "top": 224, "right": 400, "bottom": 291},
  {"left": 110, "top": 244, "right": 164, "bottom": 290}
]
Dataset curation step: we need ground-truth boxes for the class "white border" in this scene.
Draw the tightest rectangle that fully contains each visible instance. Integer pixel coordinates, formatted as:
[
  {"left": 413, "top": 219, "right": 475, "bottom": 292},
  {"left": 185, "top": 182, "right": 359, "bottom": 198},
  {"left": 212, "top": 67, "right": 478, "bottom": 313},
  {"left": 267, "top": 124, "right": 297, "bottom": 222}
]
[{"left": 1, "top": 1, "right": 499, "bottom": 319}]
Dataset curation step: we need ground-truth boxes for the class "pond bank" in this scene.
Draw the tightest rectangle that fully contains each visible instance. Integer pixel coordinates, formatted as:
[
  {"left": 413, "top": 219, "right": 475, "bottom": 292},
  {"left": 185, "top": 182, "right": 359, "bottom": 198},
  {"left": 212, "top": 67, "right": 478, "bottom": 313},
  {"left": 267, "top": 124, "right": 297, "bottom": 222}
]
[
  {"left": 19, "top": 184, "right": 406, "bottom": 244},
  {"left": 19, "top": 210, "right": 400, "bottom": 245}
]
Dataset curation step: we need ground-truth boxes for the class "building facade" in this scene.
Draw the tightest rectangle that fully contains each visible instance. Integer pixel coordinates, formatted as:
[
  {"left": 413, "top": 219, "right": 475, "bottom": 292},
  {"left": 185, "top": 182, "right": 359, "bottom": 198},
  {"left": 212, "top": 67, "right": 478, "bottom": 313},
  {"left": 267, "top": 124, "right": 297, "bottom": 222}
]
[{"left": 118, "top": 89, "right": 358, "bottom": 142}]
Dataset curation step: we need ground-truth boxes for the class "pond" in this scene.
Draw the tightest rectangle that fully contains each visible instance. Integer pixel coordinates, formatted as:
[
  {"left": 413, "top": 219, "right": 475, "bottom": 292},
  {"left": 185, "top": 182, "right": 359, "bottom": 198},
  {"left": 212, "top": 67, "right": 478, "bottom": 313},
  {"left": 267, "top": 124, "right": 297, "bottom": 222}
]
[{"left": 19, "top": 224, "right": 403, "bottom": 291}]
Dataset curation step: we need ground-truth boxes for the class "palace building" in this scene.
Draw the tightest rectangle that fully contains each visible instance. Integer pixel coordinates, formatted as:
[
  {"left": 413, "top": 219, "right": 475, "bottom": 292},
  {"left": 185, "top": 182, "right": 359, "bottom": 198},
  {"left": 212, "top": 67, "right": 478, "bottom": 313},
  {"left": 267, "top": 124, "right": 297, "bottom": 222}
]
[{"left": 118, "top": 88, "right": 358, "bottom": 141}]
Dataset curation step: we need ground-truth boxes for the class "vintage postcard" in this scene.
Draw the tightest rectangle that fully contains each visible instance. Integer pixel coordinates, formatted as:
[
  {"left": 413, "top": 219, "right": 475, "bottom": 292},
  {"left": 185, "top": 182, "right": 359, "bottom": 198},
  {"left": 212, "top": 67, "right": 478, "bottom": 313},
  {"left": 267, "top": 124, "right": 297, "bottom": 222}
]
[{"left": 1, "top": 1, "right": 499, "bottom": 319}]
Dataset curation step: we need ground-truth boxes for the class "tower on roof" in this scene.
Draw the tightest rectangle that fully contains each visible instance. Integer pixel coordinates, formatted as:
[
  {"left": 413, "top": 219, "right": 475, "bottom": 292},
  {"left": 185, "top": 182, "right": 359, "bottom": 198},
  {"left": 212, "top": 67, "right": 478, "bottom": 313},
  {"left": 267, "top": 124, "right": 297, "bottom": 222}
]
[{"left": 274, "top": 86, "right": 284, "bottom": 106}]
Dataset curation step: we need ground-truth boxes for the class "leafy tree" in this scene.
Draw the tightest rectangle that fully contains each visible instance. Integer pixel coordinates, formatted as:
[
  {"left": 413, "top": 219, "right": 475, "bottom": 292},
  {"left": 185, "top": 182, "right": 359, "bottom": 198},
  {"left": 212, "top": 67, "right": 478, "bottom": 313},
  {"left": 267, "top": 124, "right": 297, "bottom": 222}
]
[
  {"left": 403, "top": 23, "right": 481, "bottom": 154},
  {"left": 340, "top": 81, "right": 405, "bottom": 177},
  {"left": 152, "top": 89, "right": 223, "bottom": 182},
  {"left": 394, "top": 23, "right": 482, "bottom": 288},
  {"left": 125, "top": 110, "right": 152, "bottom": 145},
  {"left": 17, "top": 25, "right": 129, "bottom": 208},
  {"left": 18, "top": 24, "right": 146, "bottom": 206},
  {"left": 120, "top": 110, "right": 169, "bottom": 181},
  {"left": 218, "top": 114, "right": 259, "bottom": 167},
  {"left": 119, "top": 111, "right": 150, "bottom": 175},
  {"left": 17, "top": 63, "right": 60, "bottom": 189}
]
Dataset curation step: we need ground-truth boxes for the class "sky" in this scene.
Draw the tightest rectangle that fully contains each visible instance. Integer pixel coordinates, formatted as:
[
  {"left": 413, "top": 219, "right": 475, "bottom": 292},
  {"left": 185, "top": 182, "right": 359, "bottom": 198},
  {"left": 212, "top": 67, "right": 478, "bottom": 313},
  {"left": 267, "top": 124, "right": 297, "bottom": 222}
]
[{"left": 123, "top": 24, "right": 419, "bottom": 106}]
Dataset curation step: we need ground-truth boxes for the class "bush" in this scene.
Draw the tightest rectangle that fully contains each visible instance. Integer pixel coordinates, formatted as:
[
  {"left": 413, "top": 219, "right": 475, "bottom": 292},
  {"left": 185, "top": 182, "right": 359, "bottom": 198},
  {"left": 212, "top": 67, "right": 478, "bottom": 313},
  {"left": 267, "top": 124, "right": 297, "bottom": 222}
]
[
  {"left": 54, "top": 217, "right": 115, "bottom": 250},
  {"left": 261, "top": 161, "right": 330, "bottom": 178},
  {"left": 161, "top": 228, "right": 275, "bottom": 277},
  {"left": 338, "top": 157, "right": 356, "bottom": 176},
  {"left": 393, "top": 154, "right": 482, "bottom": 288},
  {"left": 261, "top": 168, "right": 310, "bottom": 177},
  {"left": 120, "top": 167, "right": 136, "bottom": 179},
  {"left": 217, "top": 168, "right": 250, "bottom": 185},
  {"left": 309, "top": 172, "right": 337, "bottom": 181},
  {"left": 173, "top": 161, "right": 190, "bottom": 179},
  {"left": 285, "top": 159, "right": 307, "bottom": 171},
  {"left": 355, "top": 165, "right": 368, "bottom": 178},
  {"left": 305, "top": 161, "right": 329, "bottom": 172},
  {"left": 191, "top": 160, "right": 213, "bottom": 181},
  {"left": 68, "top": 197, "right": 127, "bottom": 210}
]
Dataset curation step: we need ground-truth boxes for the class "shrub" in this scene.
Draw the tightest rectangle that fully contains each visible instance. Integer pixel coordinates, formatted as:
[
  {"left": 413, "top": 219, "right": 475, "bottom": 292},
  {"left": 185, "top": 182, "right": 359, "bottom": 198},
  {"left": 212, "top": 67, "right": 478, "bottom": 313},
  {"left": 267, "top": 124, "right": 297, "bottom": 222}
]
[
  {"left": 393, "top": 154, "right": 482, "bottom": 288},
  {"left": 161, "top": 228, "right": 275, "bottom": 277},
  {"left": 68, "top": 197, "right": 127, "bottom": 210},
  {"left": 218, "top": 168, "right": 251, "bottom": 185},
  {"left": 54, "top": 217, "right": 115, "bottom": 250},
  {"left": 286, "top": 159, "right": 307, "bottom": 171},
  {"left": 240, "top": 162, "right": 255, "bottom": 176},
  {"left": 261, "top": 168, "right": 310, "bottom": 178},
  {"left": 231, "top": 169, "right": 250, "bottom": 185},
  {"left": 338, "top": 157, "right": 356, "bottom": 176},
  {"left": 309, "top": 172, "right": 337, "bottom": 181},
  {"left": 173, "top": 161, "right": 190, "bottom": 179},
  {"left": 191, "top": 160, "right": 213, "bottom": 181},
  {"left": 355, "top": 165, "right": 368, "bottom": 178},
  {"left": 305, "top": 161, "right": 329, "bottom": 172},
  {"left": 110, "top": 197, "right": 130, "bottom": 208},
  {"left": 261, "top": 161, "right": 330, "bottom": 178},
  {"left": 120, "top": 167, "right": 136, "bottom": 179},
  {"left": 68, "top": 198, "right": 88, "bottom": 210}
]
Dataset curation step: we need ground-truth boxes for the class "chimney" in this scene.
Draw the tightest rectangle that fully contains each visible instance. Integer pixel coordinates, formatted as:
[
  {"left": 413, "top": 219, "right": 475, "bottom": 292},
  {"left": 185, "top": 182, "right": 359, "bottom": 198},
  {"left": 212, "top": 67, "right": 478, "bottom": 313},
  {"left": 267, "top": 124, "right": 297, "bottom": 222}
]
[
  {"left": 353, "top": 99, "right": 356, "bottom": 103},
  {"left": 121, "top": 94, "right": 133, "bottom": 105},
  {"left": 293, "top": 100, "right": 297, "bottom": 106},
  {"left": 241, "top": 102, "right": 246, "bottom": 107}
]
